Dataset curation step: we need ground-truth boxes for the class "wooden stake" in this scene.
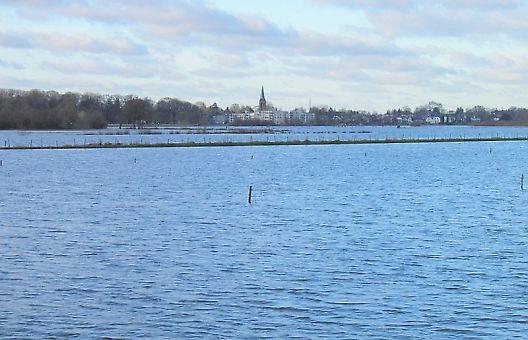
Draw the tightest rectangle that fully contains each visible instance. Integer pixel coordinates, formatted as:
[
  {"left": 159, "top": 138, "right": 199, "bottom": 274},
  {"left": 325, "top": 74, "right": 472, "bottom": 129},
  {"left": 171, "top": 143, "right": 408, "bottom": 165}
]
[
  {"left": 522, "top": 174, "right": 525, "bottom": 191},
  {"left": 248, "top": 185, "right": 253, "bottom": 204}
]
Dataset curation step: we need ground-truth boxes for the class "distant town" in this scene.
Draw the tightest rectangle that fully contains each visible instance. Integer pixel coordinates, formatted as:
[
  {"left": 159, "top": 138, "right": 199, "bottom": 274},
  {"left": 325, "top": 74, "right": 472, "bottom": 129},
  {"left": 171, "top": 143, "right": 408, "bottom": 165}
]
[{"left": 0, "top": 87, "right": 527, "bottom": 130}]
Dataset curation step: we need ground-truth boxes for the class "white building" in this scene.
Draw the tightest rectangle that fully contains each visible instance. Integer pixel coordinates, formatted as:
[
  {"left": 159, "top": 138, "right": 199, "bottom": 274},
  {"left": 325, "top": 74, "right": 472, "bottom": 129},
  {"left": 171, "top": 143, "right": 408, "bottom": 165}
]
[
  {"left": 224, "top": 87, "right": 315, "bottom": 125},
  {"left": 289, "top": 109, "right": 316, "bottom": 124},
  {"left": 425, "top": 116, "right": 441, "bottom": 125}
]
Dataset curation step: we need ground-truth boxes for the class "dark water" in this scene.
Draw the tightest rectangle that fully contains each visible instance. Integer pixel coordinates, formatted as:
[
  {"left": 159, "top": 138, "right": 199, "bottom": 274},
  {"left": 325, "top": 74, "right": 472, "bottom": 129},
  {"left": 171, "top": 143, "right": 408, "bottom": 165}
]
[
  {"left": 2, "top": 125, "right": 528, "bottom": 147},
  {"left": 1, "top": 141, "right": 528, "bottom": 338}
]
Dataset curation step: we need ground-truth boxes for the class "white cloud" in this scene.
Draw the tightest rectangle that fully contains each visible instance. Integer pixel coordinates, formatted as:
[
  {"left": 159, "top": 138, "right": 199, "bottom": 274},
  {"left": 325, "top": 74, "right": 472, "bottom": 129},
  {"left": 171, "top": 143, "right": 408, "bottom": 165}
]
[
  {"left": 314, "top": 0, "right": 528, "bottom": 39},
  {"left": 0, "top": 0, "right": 527, "bottom": 110},
  {"left": 0, "top": 31, "right": 148, "bottom": 55}
]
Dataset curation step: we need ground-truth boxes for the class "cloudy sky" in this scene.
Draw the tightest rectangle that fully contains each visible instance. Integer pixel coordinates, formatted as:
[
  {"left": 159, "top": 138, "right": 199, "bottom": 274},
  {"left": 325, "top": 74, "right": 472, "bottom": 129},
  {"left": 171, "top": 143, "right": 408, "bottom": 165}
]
[{"left": 0, "top": 0, "right": 527, "bottom": 111}]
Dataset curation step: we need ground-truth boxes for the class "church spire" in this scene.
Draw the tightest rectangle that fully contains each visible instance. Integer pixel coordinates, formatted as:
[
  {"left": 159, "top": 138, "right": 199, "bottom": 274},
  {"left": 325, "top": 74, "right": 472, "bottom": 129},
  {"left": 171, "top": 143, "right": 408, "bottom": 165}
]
[
  {"left": 259, "top": 86, "right": 267, "bottom": 111},
  {"left": 260, "top": 86, "right": 265, "bottom": 100}
]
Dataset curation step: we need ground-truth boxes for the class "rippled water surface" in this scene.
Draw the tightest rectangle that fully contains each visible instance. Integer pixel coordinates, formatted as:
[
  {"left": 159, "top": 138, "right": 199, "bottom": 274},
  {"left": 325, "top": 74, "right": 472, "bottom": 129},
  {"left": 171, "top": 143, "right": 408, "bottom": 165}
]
[{"left": 1, "top": 141, "right": 528, "bottom": 338}]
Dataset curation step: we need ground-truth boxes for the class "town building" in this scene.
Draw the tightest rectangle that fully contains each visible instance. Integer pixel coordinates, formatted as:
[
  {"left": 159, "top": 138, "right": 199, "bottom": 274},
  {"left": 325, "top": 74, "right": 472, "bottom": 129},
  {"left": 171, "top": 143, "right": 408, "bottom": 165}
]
[
  {"left": 425, "top": 116, "right": 441, "bottom": 125},
  {"left": 259, "top": 86, "right": 267, "bottom": 111},
  {"left": 223, "top": 87, "right": 315, "bottom": 125}
]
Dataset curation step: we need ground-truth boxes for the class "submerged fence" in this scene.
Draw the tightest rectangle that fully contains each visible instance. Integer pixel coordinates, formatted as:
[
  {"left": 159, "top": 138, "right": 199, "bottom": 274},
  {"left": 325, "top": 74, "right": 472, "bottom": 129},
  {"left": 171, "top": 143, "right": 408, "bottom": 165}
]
[{"left": 2, "top": 135, "right": 528, "bottom": 150}]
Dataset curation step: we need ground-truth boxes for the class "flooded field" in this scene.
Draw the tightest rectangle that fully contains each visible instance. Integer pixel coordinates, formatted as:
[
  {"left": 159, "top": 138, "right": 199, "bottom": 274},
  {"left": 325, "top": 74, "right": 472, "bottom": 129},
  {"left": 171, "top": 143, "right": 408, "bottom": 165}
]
[
  {"left": 2, "top": 141, "right": 528, "bottom": 337},
  {"left": 2, "top": 125, "right": 528, "bottom": 148}
]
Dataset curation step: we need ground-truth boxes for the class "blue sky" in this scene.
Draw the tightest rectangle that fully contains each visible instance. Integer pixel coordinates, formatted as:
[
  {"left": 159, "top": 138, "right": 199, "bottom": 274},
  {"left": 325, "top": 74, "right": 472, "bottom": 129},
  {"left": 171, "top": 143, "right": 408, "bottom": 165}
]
[{"left": 0, "top": 0, "right": 527, "bottom": 111}]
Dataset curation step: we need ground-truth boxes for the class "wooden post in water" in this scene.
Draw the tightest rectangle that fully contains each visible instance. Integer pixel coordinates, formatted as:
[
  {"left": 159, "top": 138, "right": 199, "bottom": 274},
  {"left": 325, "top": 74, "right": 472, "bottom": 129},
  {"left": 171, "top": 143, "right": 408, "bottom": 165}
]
[
  {"left": 522, "top": 174, "right": 525, "bottom": 191},
  {"left": 248, "top": 186, "right": 253, "bottom": 204}
]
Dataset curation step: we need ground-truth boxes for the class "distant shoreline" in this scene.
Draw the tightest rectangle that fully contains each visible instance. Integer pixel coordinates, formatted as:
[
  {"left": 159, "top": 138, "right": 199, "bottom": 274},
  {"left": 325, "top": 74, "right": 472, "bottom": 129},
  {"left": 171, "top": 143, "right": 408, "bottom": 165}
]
[
  {"left": 2, "top": 136, "right": 528, "bottom": 151},
  {"left": 3, "top": 122, "right": 528, "bottom": 133}
]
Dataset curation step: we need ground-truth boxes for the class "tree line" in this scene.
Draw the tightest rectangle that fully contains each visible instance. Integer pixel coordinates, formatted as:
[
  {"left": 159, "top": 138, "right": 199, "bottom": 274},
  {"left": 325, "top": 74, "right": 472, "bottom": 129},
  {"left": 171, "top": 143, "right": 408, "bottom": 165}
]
[
  {"left": 308, "top": 102, "right": 528, "bottom": 125},
  {"left": 1, "top": 89, "right": 527, "bottom": 129},
  {"left": 0, "top": 89, "right": 221, "bottom": 129}
]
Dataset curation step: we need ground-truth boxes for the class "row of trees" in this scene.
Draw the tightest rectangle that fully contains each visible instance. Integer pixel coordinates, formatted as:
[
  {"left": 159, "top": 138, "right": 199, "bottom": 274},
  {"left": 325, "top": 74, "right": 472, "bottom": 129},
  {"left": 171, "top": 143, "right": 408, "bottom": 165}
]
[
  {"left": 0, "top": 90, "right": 106, "bottom": 129},
  {"left": 384, "top": 101, "right": 528, "bottom": 124},
  {"left": 0, "top": 89, "right": 222, "bottom": 129},
  {"left": 1, "top": 89, "right": 527, "bottom": 129}
]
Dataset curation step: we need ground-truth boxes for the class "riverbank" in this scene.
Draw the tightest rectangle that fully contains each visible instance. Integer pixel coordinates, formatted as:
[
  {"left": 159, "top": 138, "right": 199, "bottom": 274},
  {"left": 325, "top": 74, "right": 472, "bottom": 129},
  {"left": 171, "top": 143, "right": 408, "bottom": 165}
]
[{"left": 1, "top": 136, "right": 527, "bottom": 151}]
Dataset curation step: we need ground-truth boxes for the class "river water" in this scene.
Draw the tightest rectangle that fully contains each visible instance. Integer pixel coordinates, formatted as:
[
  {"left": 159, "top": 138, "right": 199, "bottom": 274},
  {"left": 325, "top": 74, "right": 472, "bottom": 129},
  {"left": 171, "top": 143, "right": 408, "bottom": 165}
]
[{"left": 1, "top": 140, "right": 528, "bottom": 338}]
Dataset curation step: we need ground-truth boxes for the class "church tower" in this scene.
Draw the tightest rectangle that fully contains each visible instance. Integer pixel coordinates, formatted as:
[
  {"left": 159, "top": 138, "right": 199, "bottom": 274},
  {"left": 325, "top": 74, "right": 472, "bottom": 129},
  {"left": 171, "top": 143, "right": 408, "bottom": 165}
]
[{"left": 259, "top": 86, "right": 267, "bottom": 111}]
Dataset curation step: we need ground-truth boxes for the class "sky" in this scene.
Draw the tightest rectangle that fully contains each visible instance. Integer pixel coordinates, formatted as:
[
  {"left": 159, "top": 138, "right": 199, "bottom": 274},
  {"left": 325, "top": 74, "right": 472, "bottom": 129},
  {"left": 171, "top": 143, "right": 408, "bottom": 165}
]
[{"left": 0, "top": 0, "right": 527, "bottom": 111}]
